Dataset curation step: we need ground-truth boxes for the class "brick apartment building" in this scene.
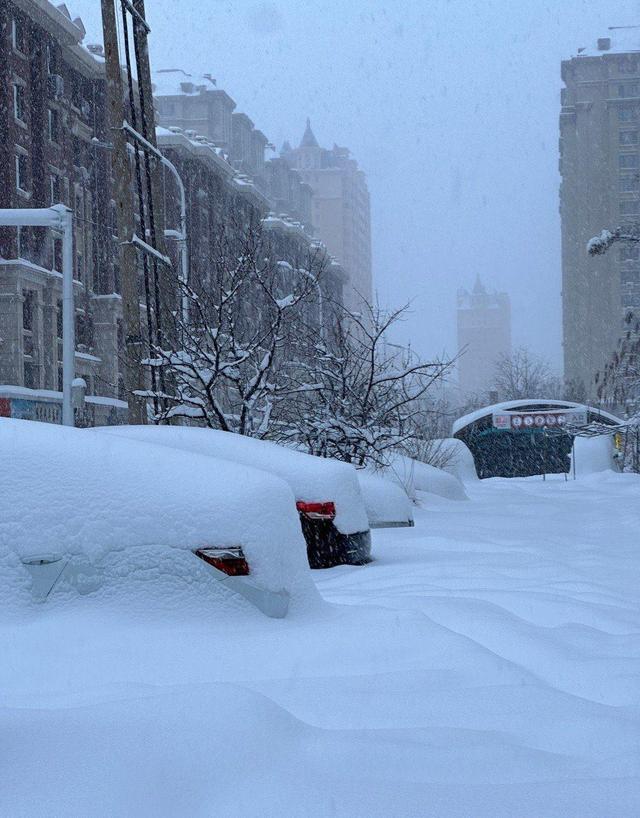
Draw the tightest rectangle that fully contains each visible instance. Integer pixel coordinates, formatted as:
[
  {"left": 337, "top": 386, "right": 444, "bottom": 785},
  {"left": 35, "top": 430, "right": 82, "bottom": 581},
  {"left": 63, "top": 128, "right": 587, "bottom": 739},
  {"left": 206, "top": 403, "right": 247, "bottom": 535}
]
[{"left": 0, "top": 5, "right": 345, "bottom": 425}]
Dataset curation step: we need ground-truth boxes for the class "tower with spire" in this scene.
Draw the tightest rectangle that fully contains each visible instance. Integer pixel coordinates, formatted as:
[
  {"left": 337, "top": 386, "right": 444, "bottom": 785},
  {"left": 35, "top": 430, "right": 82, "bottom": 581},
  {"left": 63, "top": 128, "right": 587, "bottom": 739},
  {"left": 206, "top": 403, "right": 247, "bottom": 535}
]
[
  {"left": 456, "top": 277, "right": 511, "bottom": 396},
  {"left": 282, "top": 119, "right": 372, "bottom": 311}
]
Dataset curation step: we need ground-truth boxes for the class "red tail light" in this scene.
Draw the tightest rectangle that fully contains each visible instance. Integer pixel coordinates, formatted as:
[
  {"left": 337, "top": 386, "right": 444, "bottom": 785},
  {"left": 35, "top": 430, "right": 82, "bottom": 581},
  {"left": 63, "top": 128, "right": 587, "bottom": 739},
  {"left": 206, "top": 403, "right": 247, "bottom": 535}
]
[
  {"left": 296, "top": 501, "right": 336, "bottom": 521},
  {"left": 195, "top": 547, "right": 250, "bottom": 576}
]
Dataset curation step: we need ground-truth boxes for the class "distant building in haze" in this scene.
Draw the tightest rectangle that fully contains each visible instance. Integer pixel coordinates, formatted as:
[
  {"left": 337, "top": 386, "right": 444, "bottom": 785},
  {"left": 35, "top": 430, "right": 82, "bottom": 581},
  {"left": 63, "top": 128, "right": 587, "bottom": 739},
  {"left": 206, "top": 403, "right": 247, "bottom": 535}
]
[
  {"left": 282, "top": 120, "right": 373, "bottom": 312},
  {"left": 457, "top": 277, "right": 511, "bottom": 397},
  {"left": 560, "top": 30, "right": 640, "bottom": 398}
]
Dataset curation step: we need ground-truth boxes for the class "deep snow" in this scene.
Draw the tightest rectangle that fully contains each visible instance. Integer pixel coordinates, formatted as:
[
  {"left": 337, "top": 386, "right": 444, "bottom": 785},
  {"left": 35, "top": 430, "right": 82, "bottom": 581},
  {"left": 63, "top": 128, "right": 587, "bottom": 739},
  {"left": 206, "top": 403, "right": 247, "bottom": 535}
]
[{"left": 2, "top": 470, "right": 640, "bottom": 817}]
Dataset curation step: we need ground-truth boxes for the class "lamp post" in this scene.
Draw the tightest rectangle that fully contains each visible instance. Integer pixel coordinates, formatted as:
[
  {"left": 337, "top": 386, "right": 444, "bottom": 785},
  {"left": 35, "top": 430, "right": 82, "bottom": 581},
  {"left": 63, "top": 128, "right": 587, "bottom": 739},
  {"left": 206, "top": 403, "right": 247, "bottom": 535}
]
[{"left": 0, "top": 205, "right": 75, "bottom": 426}]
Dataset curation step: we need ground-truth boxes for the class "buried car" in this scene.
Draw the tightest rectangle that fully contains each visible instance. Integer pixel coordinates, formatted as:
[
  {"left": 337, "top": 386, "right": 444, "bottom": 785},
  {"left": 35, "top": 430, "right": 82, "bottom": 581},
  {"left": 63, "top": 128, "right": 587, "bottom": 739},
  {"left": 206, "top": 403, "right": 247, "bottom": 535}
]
[
  {"left": 357, "top": 471, "right": 414, "bottom": 529},
  {"left": 91, "top": 425, "right": 371, "bottom": 569},
  {"left": 0, "top": 419, "right": 314, "bottom": 618}
]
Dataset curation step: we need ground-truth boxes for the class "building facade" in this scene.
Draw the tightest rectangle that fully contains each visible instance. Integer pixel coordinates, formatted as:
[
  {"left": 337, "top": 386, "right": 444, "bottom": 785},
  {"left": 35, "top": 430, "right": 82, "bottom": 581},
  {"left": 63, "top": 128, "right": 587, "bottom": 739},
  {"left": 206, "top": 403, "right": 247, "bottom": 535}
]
[
  {"left": 0, "top": 0, "right": 127, "bottom": 423},
  {"left": 0, "top": 6, "right": 347, "bottom": 426},
  {"left": 560, "top": 32, "right": 640, "bottom": 397},
  {"left": 456, "top": 276, "right": 511, "bottom": 397},
  {"left": 282, "top": 121, "right": 373, "bottom": 312}
]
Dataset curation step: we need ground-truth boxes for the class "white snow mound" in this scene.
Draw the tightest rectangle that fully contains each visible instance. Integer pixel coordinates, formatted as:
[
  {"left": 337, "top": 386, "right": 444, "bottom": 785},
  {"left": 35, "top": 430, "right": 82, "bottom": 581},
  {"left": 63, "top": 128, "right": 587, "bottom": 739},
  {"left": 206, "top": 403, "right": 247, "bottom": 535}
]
[
  {"left": 387, "top": 454, "right": 469, "bottom": 501},
  {"left": 571, "top": 435, "right": 617, "bottom": 476},
  {"left": 430, "top": 438, "right": 479, "bottom": 482}
]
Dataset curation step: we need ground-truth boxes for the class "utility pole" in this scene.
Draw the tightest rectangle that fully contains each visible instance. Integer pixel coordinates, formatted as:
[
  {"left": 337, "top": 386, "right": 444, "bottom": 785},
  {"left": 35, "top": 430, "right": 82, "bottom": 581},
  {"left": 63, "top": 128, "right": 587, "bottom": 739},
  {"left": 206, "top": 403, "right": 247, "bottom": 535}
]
[{"left": 101, "top": 0, "right": 147, "bottom": 424}]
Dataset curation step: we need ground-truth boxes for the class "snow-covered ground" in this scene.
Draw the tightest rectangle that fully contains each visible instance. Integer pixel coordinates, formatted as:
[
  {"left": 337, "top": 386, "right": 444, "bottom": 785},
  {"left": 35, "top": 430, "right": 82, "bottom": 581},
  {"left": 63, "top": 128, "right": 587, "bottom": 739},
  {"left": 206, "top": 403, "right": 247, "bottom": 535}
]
[{"left": 3, "top": 472, "right": 640, "bottom": 817}]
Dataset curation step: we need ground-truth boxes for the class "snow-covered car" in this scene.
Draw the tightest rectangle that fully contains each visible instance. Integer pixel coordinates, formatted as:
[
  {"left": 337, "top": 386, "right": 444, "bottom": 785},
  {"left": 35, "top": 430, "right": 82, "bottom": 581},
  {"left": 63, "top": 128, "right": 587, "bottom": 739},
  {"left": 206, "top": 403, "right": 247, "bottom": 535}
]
[
  {"left": 0, "top": 419, "right": 314, "bottom": 618},
  {"left": 387, "top": 454, "right": 469, "bottom": 501},
  {"left": 91, "top": 425, "right": 372, "bottom": 569},
  {"left": 357, "top": 471, "right": 414, "bottom": 528}
]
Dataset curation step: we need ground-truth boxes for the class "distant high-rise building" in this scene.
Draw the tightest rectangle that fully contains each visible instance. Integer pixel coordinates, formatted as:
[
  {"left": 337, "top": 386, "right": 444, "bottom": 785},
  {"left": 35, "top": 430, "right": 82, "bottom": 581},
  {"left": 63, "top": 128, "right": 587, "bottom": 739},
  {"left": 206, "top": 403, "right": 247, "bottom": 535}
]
[
  {"left": 560, "top": 31, "right": 640, "bottom": 397},
  {"left": 457, "top": 277, "right": 511, "bottom": 397},
  {"left": 283, "top": 121, "right": 373, "bottom": 311}
]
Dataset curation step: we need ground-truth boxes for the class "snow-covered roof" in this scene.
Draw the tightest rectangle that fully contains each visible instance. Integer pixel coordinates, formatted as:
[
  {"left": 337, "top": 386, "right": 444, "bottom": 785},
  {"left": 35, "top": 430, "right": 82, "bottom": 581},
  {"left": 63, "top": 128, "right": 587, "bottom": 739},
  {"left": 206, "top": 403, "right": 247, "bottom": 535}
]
[
  {"left": 452, "top": 399, "right": 623, "bottom": 435},
  {"left": 577, "top": 29, "right": 640, "bottom": 58},
  {"left": 156, "top": 127, "right": 235, "bottom": 177},
  {"left": 92, "top": 425, "right": 369, "bottom": 536},
  {"left": 152, "top": 69, "right": 234, "bottom": 107}
]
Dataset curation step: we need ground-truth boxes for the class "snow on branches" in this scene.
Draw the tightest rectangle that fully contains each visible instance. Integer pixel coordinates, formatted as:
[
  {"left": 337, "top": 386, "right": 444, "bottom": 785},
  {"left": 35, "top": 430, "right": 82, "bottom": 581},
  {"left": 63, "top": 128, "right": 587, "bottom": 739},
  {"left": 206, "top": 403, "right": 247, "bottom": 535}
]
[
  {"left": 587, "top": 226, "right": 640, "bottom": 256},
  {"left": 279, "top": 299, "right": 455, "bottom": 468}
]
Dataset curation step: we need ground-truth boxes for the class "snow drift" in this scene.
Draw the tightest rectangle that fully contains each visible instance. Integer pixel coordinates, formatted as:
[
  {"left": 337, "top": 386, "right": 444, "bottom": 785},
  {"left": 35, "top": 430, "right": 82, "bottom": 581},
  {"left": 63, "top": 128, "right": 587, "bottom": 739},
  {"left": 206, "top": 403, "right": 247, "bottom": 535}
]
[
  {"left": 430, "top": 438, "right": 478, "bottom": 482},
  {"left": 387, "top": 455, "right": 468, "bottom": 501},
  {"left": 571, "top": 435, "right": 617, "bottom": 476}
]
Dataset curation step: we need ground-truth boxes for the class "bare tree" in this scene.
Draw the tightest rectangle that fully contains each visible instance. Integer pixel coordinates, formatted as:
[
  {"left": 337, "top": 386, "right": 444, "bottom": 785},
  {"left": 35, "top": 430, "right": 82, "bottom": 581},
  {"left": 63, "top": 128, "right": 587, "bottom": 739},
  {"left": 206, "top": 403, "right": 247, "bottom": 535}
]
[
  {"left": 280, "top": 300, "right": 455, "bottom": 468},
  {"left": 595, "top": 311, "right": 640, "bottom": 416},
  {"left": 141, "top": 216, "right": 325, "bottom": 436},
  {"left": 491, "top": 347, "right": 561, "bottom": 401}
]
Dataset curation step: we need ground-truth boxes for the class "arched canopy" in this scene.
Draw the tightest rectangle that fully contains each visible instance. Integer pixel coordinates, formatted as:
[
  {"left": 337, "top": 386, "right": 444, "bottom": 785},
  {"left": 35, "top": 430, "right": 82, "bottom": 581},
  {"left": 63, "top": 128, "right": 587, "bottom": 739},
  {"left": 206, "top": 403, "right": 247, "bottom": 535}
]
[{"left": 452, "top": 399, "right": 622, "bottom": 437}]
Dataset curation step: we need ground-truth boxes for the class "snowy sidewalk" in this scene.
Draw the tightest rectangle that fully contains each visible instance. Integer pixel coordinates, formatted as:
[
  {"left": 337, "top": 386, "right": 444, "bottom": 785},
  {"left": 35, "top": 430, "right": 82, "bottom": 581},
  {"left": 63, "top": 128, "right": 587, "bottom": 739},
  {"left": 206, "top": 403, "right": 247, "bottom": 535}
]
[{"left": 2, "top": 472, "right": 640, "bottom": 817}]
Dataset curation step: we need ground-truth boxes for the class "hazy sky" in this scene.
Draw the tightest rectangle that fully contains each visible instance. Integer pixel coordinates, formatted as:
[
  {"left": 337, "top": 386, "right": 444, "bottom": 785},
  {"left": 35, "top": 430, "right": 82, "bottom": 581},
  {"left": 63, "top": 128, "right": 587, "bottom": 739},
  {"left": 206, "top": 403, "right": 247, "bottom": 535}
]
[{"left": 73, "top": 0, "right": 638, "bottom": 372}]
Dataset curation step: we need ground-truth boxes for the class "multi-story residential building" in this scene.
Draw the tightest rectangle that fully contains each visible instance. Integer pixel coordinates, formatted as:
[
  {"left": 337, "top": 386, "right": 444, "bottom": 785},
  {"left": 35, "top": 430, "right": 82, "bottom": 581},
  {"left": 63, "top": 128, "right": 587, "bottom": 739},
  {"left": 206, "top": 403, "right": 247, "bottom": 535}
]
[
  {"left": 0, "top": 9, "right": 346, "bottom": 426},
  {"left": 157, "top": 127, "right": 345, "bottom": 320},
  {"left": 0, "top": 0, "right": 127, "bottom": 424},
  {"left": 282, "top": 121, "right": 373, "bottom": 312},
  {"left": 456, "top": 276, "right": 511, "bottom": 397},
  {"left": 153, "top": 70, "right": 272, "bottom": 193},
  {"left": 560, "top": 31, "right": 640, "bottom": 397}
]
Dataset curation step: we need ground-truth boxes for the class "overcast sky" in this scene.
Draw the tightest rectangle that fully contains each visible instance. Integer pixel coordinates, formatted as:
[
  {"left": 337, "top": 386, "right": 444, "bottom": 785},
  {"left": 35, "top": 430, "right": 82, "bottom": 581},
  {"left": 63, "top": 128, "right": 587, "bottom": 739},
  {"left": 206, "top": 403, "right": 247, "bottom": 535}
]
[{"left": 73, "top": 0, "right": 637, "bottom": 372}]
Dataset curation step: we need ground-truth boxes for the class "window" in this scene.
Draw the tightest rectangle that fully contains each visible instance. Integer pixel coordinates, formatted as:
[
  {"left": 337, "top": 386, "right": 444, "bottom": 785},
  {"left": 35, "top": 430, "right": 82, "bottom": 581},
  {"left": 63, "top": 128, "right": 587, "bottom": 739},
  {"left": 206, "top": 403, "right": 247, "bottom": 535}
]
[
  {"left": 12, "top": 17, "right": 25, "bottom": 53},
  {"left": 618, "top": 105, "right": 638, "bottom": 123},
  {"left": 48, "top": 108, "right": 59, "bottom": 142},
  {"left": 50, "top": 173, "right": 61, "bottom": 205},
  {"left": 619, "top": 245, "right": 640, "bottom": 262},
  {"left": 15, "top": 152, "right": 28, "bottom": 193},
  {"left": 619, "top": 153, "right": 639, "bottom": 169},
  {"left": 13, "top": 84, "right": 25, "bottom": 122},
  {"left": 24, "top": 362, "right": 38, "bottom": 390},
  {"left": 52, "top": 237, "right": 62, "bottom": 272},
  {"left": 620, "top": 200, "right": 640, "bottom": 215},
  {"left": 619, "top": 175, "right": 639, "bottom": 192},
  {"left": 620, "top": 130, "right": 638, "bottom": 146},
  {"left": 618, "top": 82, "right": 640, "bottom": 98},
  {"left": 22, "top": 289, "right": 37, "bottom": 386},
  {"left": 46, "top": 43, "right": 57, "bottom": 76},
  {"left": 71, "top": 73, "right": 82, "bottom": 109},
  {"left": 56, "top": 299, "right": 63, "bottom": 340},
  {"left": 22, "top": 290, "right": 35, "bottom": 331},
  {"left": 620, "top": 268, "right": 640, "bottom": 283}
]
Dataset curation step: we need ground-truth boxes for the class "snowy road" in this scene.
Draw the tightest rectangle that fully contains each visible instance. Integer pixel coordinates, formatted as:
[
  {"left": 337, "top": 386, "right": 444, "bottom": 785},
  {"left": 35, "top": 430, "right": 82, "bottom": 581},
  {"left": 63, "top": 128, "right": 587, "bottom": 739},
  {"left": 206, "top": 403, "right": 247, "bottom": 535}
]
[{"left": 3, "top": 472, "right": 640, "bottom": 817}]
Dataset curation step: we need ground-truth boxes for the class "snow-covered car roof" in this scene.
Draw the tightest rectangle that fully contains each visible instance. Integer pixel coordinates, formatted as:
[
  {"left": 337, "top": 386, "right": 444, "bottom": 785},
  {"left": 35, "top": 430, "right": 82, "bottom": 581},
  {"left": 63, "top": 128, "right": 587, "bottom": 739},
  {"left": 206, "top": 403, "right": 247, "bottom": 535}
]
[
  {"left": 91, "top": 426, "right": 369, "bottom": 536},
  {"left": 0, "top": 420, "right": 311, "bottom": 606}
]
